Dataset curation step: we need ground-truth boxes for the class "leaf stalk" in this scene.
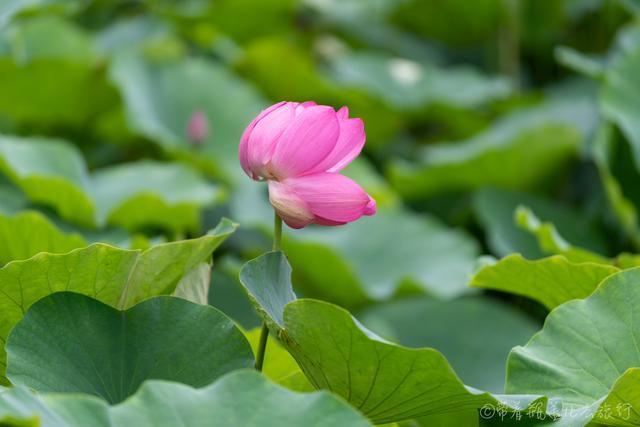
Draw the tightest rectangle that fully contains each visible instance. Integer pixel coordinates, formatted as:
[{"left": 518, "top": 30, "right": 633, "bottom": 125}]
[{"left": 255, "top": 212, "right": 282, "bottom": 371}]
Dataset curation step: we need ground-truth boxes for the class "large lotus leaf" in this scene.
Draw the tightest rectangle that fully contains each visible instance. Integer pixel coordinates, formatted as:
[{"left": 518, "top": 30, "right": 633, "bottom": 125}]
[
  {"left": 358, "top": 296, "right": 540, "bottom": 392},
  {"left": 473, "top": 188, "right": 609, "bottom": 259},
  {"left": 284, "top": 300, "right": 546, "bottom": 424},
  {"left": 239, "top": 252, "right": 557, "bottom": 424},
  {"left": 0, "top": 218, "right": 237, "bottom": 383},
  {"left": 470, "top": 254, "right": 619, "bottom": 310},
  {"left": 93, "top": 218, "right": 237, "bottom": 308},
  {"left": 285, "top": 208, "right": 480, "bottom": 307},
  {"left": 91, "top": 160, "right": 223, "bottom": 233},
  {"left": 328, "top": 51, "right": 511, "bottom": 111},
  {"left": 507, "top": 268, "right": 640, "bottom": 425},
  {"left": 109, "top": 52, "right": 265, "bottom": 182},
  {"left": 0, "top": 16, "right": 116, "bottom": 126},
  {"left": 0, "top": 136, "right": 220, "bottom": 232},
  {"left": 596, "top": 369, "right": 640, "bottom": 426},
  {"left": 388, "top": 97, "right": 593, "bottom": 199},
  {"left": 0, "top": 211, "right": 86, "bottom": 265},
  {"left": 0, "top": 370, "right": 371, "bottom": 426},
  {"left": 238, "top": 250, "right": 296, "bottom": 329},
  {"left": 6, "top": 293, "right": 253, "bottom": 403}
]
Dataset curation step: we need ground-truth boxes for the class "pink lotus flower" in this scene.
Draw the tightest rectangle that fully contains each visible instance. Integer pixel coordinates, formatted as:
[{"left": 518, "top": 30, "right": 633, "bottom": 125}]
[
  {"left": 187, "top": 110, "right": 209, "bottom": 144},
  {"left": 239, "top": 101, "right": 376, "bottom": 229}
]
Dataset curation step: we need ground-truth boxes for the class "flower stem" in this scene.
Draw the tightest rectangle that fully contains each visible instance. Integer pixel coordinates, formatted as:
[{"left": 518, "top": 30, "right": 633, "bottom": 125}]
[
  {"left": 273, "top": 213, "right": 282, "bottom": 251},
  {"left": 255, "top": 213, "right": 283, "bottom": 372}
]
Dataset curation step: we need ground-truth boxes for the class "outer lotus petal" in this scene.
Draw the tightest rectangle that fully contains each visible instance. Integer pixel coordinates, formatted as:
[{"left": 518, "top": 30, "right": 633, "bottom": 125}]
[
  {"left": 295, "top": 101, "right": 317, "bottom": 115},
  {"left": 268, "top": 180, "right": 314, "bottom": 229},
  {"left": 269, "top": 105, "right": 340, "bottom": 178},
  {"left": 308, "top": 106, "right": 365, "bottom": 174},
  {"left": 336, "top": 105, "right": 349, "bottom": 120},
  {"left": 239, "top": 102, "right": 295, "bottom": 179},
  {"left": 240, "top": 101, "right": 285, "bottom": 178},
  {"left": 281, "top": 173, "right": 376, "bottom": 225}
]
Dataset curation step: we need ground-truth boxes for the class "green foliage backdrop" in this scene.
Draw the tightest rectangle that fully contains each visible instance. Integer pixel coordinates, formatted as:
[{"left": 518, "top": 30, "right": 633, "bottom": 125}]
[{"left": 1, "top": 0, "right": 640, "bottom": 425}]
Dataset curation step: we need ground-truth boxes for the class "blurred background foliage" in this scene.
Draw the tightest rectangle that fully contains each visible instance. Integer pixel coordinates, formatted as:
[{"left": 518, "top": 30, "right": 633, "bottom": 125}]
[{"left": 1, "top": 0, "right": 640, "bottom": 394}]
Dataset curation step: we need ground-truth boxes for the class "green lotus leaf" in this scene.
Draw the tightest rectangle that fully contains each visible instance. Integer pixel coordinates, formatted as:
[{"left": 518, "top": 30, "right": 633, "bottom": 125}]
[
  {"left": 358, "top": 295, "right": 540, "bottom": 393},
  {"left": 470, "top": 254, "right": 619, "bottom": 310},
  {"left": 507, "top": 268, "right": 640, "bottom": 425},
  {"left": 0, "top": 370, "right": 371, "bottom": 426},
  {"left": 239, "top": 252, "right": 554, "bottom": 424},
  {"left": 6, "top": 293, "right": 254, "bottom": 403},
  {"left": 0, "top": 218, "right": 237, "bottom": 383}
]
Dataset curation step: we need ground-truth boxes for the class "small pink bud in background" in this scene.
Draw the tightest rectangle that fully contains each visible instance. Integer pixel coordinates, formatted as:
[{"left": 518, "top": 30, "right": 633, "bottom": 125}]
[
  {"left": 238, "top": 101, "right": 376, "bottom": 229},
  {"left": 187, "top": 110, "right": 209, "bottom": 144}
]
